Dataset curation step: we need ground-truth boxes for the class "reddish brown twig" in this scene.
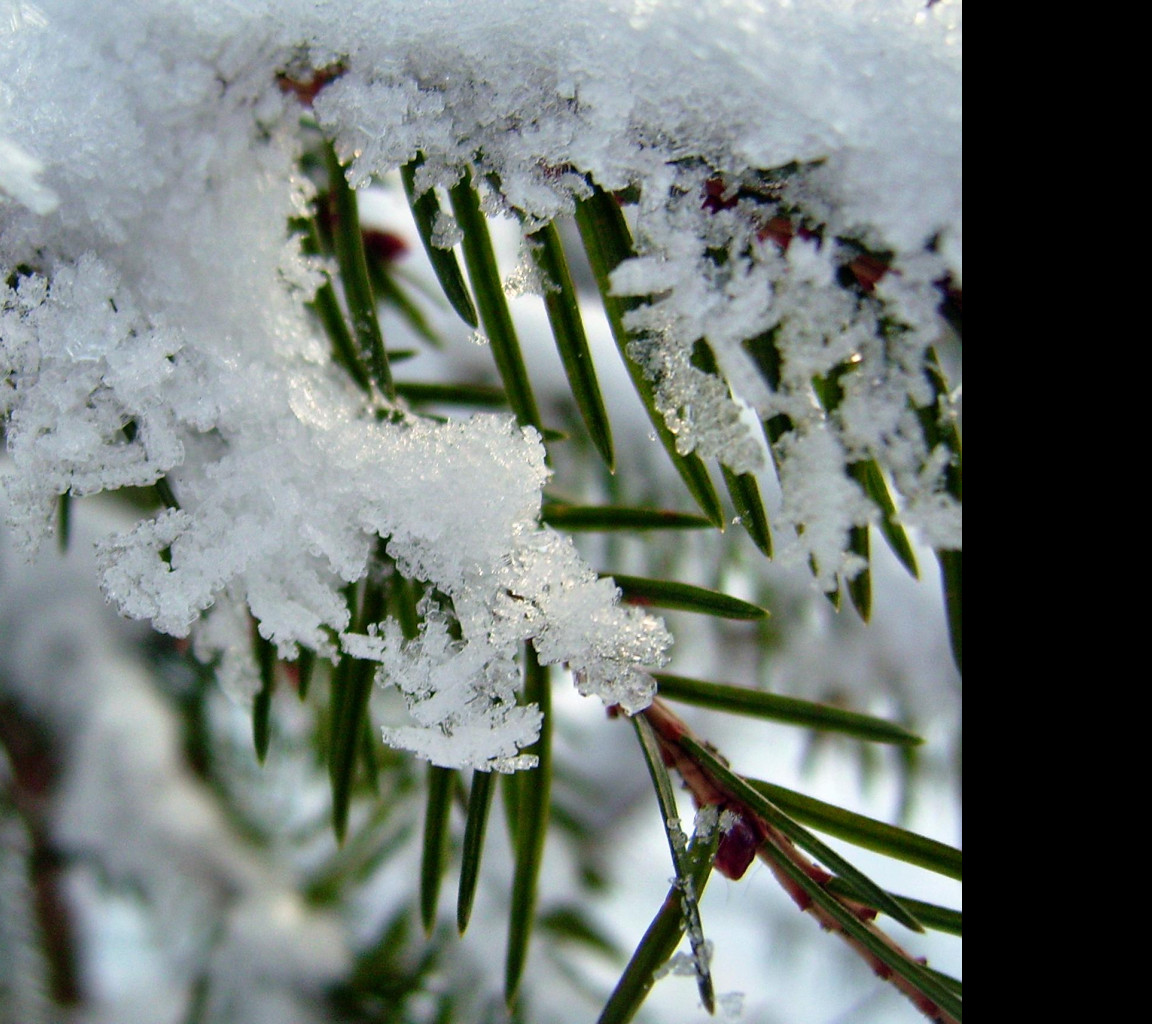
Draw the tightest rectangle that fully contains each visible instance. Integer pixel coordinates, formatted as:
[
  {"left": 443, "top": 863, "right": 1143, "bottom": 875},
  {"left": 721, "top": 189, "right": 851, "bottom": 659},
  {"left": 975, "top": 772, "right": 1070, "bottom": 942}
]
[
  {"left": 638, "top": 698, "right": 959, "bottom": 1024},
  {"left": 276, "top": 62, "right": 346, "bottom": 108}
]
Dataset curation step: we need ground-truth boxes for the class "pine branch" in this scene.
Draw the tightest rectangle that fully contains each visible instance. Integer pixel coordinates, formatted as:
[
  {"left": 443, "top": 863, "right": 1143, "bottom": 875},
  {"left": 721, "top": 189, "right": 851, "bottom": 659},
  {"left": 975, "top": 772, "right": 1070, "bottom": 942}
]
[{"left": 638, "top": 699, "right": 961, "bottom": 1023}]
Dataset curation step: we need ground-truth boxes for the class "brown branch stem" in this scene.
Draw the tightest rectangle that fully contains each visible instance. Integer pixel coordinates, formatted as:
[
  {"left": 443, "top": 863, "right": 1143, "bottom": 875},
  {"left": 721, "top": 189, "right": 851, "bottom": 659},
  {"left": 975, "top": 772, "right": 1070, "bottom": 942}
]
[{"left": 638, "top": 699, "right": 959, "bottom": 1024}]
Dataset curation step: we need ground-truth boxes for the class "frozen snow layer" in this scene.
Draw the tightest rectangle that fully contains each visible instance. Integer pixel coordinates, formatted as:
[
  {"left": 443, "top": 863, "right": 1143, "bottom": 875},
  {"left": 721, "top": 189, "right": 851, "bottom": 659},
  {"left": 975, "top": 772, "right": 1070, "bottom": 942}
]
[{"left": 1, "top": 0, "right": 959, "bottom": 767}]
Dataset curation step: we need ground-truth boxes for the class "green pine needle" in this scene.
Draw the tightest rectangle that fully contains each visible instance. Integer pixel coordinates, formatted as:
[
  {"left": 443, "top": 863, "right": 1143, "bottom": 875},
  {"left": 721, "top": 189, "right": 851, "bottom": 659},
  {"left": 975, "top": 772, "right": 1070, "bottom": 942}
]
[
  {"left": 56, "top": 491, "right": 71, "bottom": 552},
  {"left": 505, "top": 647, "right": 552, "bottom": 1006},
  {"left": 252, "top": 629, "right": 277, "bottom": 764},
  {"left": 295, "top": 648, "right": 315, "bottom": 702},
  {"left": 324, "top": 143, "right": 394, "bottom": 400},
  {"left": 847, "top": 524, "right": 872, "bottom": 621},
  {"left": 421, "top": 764, "right": 456, "bottom": 935},
  {"left": 611, "top": 573, "right": 768, "bottom": 620},
  {"left": 823, "top": 878, "right": 962, "bottom": 935},
  {"left": 457, "top": 769, "right": 496, "bottom": 934},
  {"left": 938, "top": 548, "right": 962, "bottom": 674},
  {"left": 529, "top": 221, "right": 615, "bottom": 470},
  {"left": 743, "top": 777, "right": 961, "bottom": 879},
  {"left": 721, "top": 466, "right": 773, "bottom": 557},
  {"left": 395, "top": 380, "right": 509, "bottom": 408},
  {"left": 852, "top": 459, "right": 919, "bottom": 580},
  {"left": 631, "top": 715, "right": 714, "bottom": 1014},
  {"left": 654, "top": 673, "right": 922, "bottom": 746},
  {"left": 329, "top": 581, "right": 387, "bottom": 843},
  {"left": 401, "top": 155, "right": 479, "bottom": 329},
  {"left": 299, "top": 215, "right": 372, "bottom": 392},
  {"left": 541, "top": 502, "right": 712, "bottom": 531},
  {"left": 449, "top": 172, "right": 542, "bottom": 431}
]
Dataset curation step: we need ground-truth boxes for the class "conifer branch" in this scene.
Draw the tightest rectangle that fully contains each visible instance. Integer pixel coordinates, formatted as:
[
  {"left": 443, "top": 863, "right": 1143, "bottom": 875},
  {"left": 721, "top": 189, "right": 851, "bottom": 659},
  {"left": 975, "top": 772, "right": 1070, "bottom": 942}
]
[{"left": 638, "top": 699, "right": 961, "bottom": 1023}]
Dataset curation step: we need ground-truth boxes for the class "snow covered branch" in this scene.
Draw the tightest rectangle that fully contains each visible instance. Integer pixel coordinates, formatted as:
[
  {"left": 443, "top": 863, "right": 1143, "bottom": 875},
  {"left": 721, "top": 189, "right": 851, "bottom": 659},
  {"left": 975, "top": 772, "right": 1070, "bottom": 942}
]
[{"left": 1, "top": 0, "right": 961, "bottom": 771}]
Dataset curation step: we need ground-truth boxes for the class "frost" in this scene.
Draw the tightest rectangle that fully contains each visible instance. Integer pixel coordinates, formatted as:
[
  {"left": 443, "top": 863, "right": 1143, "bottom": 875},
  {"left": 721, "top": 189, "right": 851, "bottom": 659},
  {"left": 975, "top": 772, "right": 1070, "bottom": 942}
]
[
  {"left": 1, "top": 256, "right": 184, "bottom": 550},
  {"left": 192, "top": 589, "right": 265, "bottom": 706},
  {"left": 429, "top": 209, "right": 463, "bottom": 250},
  {"left": 693, "top": 804, "right": 720, "bottom": 839},
  {"left": 718, "top": 807, "right": 741, "bottom": 835},
  {"left": 775, "top": 427, "right": 871, "bottom": 587},
  {"left": 655, "top": 942, "right": 713, "bottom": 979},
  {"left": 368, "top": 611, "right": 542, "bottom": 772},
  {"left": 503, "top": 234, "right": 551, "bottom": 299},
  {"left": 0, "top": 0, "right": 959, "bottom": 770}
]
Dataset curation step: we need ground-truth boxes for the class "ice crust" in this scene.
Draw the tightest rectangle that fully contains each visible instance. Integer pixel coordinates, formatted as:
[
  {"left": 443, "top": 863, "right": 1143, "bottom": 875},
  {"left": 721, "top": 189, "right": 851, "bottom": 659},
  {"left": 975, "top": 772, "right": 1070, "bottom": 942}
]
[{"left": 0, "top": 0, "right": 960, "bottom": 768}]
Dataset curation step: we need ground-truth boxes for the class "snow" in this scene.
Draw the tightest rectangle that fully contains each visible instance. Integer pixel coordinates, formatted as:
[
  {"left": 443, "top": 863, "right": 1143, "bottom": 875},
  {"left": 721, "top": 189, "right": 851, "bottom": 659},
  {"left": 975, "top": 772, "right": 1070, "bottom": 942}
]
[
  {"left": 1, "top": 0, "right": 960, "bottom": 770},
  {"left": 0, "top": 135, "right": 58, "bottom": 215}
]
